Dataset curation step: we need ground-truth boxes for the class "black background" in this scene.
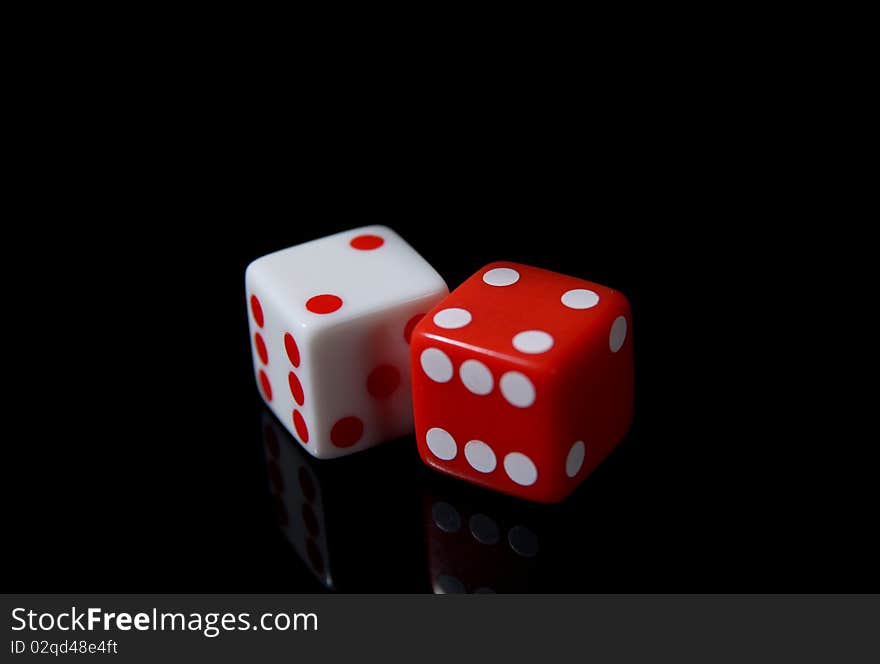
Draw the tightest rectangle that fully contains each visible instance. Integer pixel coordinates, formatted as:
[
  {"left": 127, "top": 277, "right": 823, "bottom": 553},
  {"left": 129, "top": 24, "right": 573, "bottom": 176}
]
[{"left": 6, "top": 58, "right": 874, "bottom": 592}]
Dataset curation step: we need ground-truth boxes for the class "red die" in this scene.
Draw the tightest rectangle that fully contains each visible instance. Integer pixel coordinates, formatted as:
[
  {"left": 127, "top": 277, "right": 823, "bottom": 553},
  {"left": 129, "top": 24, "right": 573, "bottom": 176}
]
[{"left": 410, "top": 262, "right": 633, "bottom": 503}]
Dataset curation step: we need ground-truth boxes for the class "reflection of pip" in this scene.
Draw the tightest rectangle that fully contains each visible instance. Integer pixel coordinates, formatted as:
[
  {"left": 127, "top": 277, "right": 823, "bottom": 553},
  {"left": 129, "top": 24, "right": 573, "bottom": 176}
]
[
  {"left": 260, "top": 408, "right": 427, "bottom": 592},
  {"left": 423, "top": 482, "right": 542, "bottom": 594}
]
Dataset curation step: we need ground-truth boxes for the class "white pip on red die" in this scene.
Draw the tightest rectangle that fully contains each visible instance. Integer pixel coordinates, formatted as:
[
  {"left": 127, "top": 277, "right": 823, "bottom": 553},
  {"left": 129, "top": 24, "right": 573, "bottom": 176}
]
[
  {"left": 411, "top": 262, "right": 634, "bottom": 503},
  {"left": 247, "top": 226, "right": 448, "bottom": 458}
]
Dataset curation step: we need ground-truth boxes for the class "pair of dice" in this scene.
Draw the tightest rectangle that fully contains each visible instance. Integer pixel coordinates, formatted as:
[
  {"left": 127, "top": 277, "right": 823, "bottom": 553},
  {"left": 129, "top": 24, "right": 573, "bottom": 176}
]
[{"left": 246, "top": 226, "right": 633, "bottom": 503}]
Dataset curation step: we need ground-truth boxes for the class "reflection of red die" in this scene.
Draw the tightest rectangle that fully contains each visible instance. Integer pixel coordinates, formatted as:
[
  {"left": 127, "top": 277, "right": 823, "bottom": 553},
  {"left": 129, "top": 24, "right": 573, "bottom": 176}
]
[
  {"left": 410, "top": 262, "right": 633, "bottom": 503},
  {"left": 423, "top": 483, "right": 542, "bottom": 593}
]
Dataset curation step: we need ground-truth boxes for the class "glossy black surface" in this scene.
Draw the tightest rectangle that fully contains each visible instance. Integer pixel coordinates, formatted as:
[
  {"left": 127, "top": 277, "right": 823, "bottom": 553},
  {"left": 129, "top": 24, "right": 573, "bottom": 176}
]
[{"left": 9, "top": 183, "right": 876, "bottom": 591}]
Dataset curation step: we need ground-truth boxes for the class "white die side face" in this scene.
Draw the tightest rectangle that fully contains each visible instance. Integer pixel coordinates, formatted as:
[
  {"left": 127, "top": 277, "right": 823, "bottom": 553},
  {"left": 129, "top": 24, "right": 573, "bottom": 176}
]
[
  {"left": 246, "top": 280, "right": 308, "bottom": 447},
  {"left": 246, "top": 226, "right": 448, "bottom": 458}
]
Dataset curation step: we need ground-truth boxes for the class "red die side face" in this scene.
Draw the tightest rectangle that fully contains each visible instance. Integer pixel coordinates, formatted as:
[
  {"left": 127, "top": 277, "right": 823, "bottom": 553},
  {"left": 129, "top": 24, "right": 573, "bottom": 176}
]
[{"left": 410, "top": 262, "right": 633, "bottom": 503}]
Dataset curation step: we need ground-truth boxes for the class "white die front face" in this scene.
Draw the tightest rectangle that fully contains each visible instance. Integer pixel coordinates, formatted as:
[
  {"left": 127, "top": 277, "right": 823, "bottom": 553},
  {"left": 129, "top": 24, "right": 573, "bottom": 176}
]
[{"left": 246, "top": 226, "right": 448, "bottom": 458}]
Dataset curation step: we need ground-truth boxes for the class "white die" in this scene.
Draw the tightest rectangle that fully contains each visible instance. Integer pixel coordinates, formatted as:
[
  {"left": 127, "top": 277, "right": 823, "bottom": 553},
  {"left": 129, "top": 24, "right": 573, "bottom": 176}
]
[{"left": 246, "top": 226, "right": 448, "bottom": 458}]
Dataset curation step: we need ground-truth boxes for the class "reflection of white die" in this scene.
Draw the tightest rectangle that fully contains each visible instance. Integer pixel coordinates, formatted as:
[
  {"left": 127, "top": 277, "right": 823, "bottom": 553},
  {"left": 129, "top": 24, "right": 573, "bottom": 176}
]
[
  {"left": 262, "top": 411, "right": 333, "bottom": 588},
  {"left": 246, "top": 226, "right": 448, "bottom": 458}
]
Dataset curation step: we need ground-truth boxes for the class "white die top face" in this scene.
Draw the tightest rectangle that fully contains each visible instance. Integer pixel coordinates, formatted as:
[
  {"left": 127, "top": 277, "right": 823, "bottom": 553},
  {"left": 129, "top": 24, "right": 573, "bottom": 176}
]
[{"left": 246, "top": 225, "right": 447, "bottom": 331}]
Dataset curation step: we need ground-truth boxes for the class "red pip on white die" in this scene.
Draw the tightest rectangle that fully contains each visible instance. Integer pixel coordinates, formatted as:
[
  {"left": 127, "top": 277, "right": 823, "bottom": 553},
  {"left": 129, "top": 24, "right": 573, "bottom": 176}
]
[{"left": 246, "top": 226, "right": 448, "bottom": 458}]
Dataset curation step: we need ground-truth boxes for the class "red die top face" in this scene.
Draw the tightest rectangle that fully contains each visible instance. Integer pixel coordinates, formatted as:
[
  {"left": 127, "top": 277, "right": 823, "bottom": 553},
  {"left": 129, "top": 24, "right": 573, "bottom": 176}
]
[{"left": 410, "top": 262, "right": 633, "bottom": 503}]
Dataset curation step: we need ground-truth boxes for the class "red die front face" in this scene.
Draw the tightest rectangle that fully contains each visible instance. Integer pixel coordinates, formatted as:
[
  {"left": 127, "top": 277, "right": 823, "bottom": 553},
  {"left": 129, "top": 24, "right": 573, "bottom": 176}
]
[{"left": 410, "top": 262, "right": 634, "bottom": 503}]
